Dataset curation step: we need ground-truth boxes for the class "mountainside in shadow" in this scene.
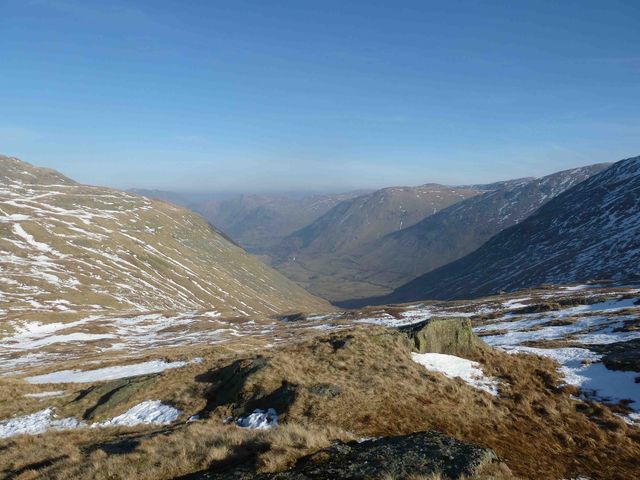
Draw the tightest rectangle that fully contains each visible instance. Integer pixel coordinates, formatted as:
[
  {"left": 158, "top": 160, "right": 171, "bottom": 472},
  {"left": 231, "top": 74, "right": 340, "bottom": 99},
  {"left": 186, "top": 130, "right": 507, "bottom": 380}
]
[
  {"left": 383, "top": 156, "right": 640, "bottom": 303},
  {"left": 0, "top": 156, "right": 330, "bottom": 317},
  {"left": 268, "top": 184, "right": 483, "bottom": 301},
  {"left": 347, "top": 164, "right": 610, "bottom": 291}
]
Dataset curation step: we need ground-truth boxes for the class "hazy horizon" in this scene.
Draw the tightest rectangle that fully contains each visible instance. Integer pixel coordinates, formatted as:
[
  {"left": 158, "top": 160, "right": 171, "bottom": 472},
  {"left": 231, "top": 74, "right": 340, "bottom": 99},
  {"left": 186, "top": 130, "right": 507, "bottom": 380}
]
[
  {"left": 6, "top": 152, "right": 621, "bottom": 197},
  {"left": 125, "top": 156, "right": 617, "bottom": 196}
]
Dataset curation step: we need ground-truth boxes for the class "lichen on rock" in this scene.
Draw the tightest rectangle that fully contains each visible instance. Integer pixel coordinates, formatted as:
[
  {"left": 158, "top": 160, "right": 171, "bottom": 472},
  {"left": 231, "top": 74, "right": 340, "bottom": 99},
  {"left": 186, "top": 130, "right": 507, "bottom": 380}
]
[{"left": 398, "top": 317, "right": 487, "bottom": 356}]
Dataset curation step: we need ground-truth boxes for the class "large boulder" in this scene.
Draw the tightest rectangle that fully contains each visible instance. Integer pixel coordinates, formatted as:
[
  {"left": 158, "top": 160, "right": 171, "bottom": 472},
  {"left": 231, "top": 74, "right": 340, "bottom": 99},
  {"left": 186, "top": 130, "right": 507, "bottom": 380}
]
[
  {"left": 398, "top": 317, "right": 487, "bottom": 356},
  {"left": 180, "top": 430, "right": 505, "bottom": 479},
  {"left": 60, "top": 375, "right": 157, "bottom": 420}
]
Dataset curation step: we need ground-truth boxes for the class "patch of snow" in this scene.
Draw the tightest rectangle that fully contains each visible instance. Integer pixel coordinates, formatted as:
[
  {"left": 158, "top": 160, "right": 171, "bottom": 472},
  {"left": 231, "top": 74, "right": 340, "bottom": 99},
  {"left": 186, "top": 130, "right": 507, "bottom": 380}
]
[
  {"left": 311, "top": 324, "right": 340, "bottom": 331},
  {"left": 7, "top": 332, "right": 116, "bottom": 350},
  {"left": 505, "top": 346, "right": 602, "bottom": 385},
  {"left": 305, "top": 314, "right": 334, "bottom": 322},
  {"left": 577, "top": 329, "right": 640, "bottom": 345},
  {"left": 356, "top": 436, "right": 380, "bottom": 443},
  {"left": 235, "top": 408, "right": 278, "bottom": 429},
  {"left": 354, "top": 305, "right": 464, "bottom": 328},
  {"left": 505, "top": 346, "right": 601, "bottom": 365},
  {"left": 580, "top": 297, "right": 638, "bottom": 312},
  {"left": 0, "top": 408, "right": 84, "bottom": 439},
  {"left": 568, "top": 363, "right": 640, "bottom": 408},
  {"left": 411, "top": 352, "right": 499, "bottom": 395},
  {"left": 1, "top": 317, "right": 101, "bottom": 351},
  {"left": 480, "top": 298, "right": 638, "bottom": 337},
  {"left": 502, "top": 297, "right": 531, "bottom": 309},
  {"left": 561, "top": 285, "right": 591, "bottom": 291},
  {"left": 0, "top": 400, "right": 181, "bottom": 439},
  {"left": 621, "top": 411, "right": 640, "bottom": 426},
  {"left": 0, "top": 213, "right": 30, "bottom": 223},
  {"left": 24, "top": 390, "right": 65, "bottom": 398},
  {"left": 25, "top": 359, "right": 188, "bottom": 384},
  {"left": 474, "top": 316, "right": 548, "bottom": 335},
  {"left": 506, "top": 346, "right": 640, "bottom": 409},
  {"left": 96, "top": 400, "right": 181, "bottom": 427},
  {"left": 12, "top": 223, "right": 53, "bottom": 253},
  {"left": 353, "top": 315, "right": 400, "bottom": 327},
  {"left": 477, "top": 313, "right": 638, "bottom": 348}
]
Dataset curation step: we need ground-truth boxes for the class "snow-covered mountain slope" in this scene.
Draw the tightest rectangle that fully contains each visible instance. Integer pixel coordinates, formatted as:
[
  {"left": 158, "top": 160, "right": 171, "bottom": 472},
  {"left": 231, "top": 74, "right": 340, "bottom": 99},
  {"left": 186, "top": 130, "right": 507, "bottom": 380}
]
[
  {"left": 385, "top": 156, "right": 640, "bottom": 302},
  {"left": 0, "top": 156, "right": 329, "bottom": 318},
  {"left": 346, "top": 164, "right": 610, "bottom": 292}
]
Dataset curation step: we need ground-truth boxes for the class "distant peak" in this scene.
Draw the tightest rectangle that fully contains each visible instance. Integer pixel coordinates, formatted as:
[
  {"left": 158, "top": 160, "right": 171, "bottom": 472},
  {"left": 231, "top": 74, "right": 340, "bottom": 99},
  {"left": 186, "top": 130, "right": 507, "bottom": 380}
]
[{"left": 0, "top": 155, "right": 76, "bottom": 186}]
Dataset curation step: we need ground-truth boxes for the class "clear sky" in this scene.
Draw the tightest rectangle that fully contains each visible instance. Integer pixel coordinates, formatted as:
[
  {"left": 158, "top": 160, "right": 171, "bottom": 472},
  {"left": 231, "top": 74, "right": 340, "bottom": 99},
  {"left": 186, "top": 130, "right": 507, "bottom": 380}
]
[{"left": 1, "top": 0, "right": 639, "bottom": 192}]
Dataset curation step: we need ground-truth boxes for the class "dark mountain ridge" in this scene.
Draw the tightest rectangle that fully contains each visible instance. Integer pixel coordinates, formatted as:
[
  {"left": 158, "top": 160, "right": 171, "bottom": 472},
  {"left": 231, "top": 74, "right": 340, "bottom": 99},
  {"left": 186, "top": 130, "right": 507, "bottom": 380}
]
[
  {"left": 346, "top": 163, "right": 611, "bottom": 291},
  {"left": 379, "top": 156, "right": 639, "bottom": 303}
]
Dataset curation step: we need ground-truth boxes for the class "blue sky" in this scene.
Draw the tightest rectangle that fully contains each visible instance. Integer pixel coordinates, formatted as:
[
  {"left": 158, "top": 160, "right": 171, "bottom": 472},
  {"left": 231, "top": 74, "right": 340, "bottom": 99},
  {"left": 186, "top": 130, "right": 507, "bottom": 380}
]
[{"left": 1, "top": 0, "right": 638, "bottom": 192}]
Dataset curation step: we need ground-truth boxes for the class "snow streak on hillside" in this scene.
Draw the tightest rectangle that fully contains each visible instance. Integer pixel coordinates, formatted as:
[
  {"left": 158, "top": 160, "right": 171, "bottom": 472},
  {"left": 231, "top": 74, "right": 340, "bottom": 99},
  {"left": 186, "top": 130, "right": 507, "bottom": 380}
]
[
  {"left": 388, "top": 157, "right": 640, "bottom": 301},
  {"left": 0, "top": 156, "right": 328, "bottom": 318}
]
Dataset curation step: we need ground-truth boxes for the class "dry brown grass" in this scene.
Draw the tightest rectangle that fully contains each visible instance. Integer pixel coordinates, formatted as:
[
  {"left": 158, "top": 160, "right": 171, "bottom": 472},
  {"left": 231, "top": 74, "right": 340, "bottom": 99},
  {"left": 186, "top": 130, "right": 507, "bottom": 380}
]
[
  {"left": 0, "top": 420, "right": 351, "bottom": 480},
  {"left": 189, "top": 327, "right": 640, "bottom": 479},
  {"left": 2, "top": 326, "right": 640, "bottom": 479}
]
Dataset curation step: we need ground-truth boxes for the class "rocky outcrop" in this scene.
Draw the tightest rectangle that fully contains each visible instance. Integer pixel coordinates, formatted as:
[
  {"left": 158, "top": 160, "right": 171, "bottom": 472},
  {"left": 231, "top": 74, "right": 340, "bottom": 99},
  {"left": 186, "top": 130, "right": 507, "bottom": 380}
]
[
  {"left": 591, "top": 338, "right": 640, "bottom": 372},
  {"left": 62, "top": 375, "right": 157, "bottom": 420},
  {"left": 180, "top": 431, "right": 504, "bottom": 479},
  {"left": 197, "top": 357, "right": 299, "bottom": 420},
  {"left": 398, "top": 317, "right": 487, "bottom": 356}
]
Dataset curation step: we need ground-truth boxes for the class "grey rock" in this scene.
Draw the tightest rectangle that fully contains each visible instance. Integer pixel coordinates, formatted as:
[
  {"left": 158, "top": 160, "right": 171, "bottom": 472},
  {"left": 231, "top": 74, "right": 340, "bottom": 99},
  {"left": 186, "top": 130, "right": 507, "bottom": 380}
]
[
  {"left": 178, "top": 430, "right": 502, "bottom": 480},
  {"left": 591, "top": 339, "right": 640, "bottom": 372},
  {"left": 307, "top": 383, "right": 342, "bottom": 398},
  {"left": 398, "top": 317, "right": 486, "bottom": 356},
  {"left": 72, "top": 375, "right": 157, "bottom": 420}
]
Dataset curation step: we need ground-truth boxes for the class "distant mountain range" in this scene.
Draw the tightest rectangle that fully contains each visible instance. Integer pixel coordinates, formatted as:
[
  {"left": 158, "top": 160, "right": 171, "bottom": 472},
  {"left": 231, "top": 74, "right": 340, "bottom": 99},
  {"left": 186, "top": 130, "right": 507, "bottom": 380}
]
[
  {"left": 343, "top": 164, "right": 610, "bottom": 294},
  {"left": 131, "top": 189, "right": 367, "bottom": 253},
  {"left": 1, "top": 156, "right": 329, "bottom": 317},
  {"left": 380, "top": 156, "right": 640, "bottom": 303},
  {"left": 193, "top": 192, "right": 366, "bottom": 252},
  {"left": 268, "top": 184, "right": 484, "bottom": 301},
  {"left": 130, "top": 164, "right": 614, "bottom": 304}
]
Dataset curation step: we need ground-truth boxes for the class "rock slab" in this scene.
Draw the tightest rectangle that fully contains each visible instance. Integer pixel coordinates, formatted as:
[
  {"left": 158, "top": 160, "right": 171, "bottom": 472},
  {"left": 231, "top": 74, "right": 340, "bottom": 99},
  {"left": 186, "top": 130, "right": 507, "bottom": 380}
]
[{"left": 180, "top": 430, "right": 500, "bottom": 479}]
